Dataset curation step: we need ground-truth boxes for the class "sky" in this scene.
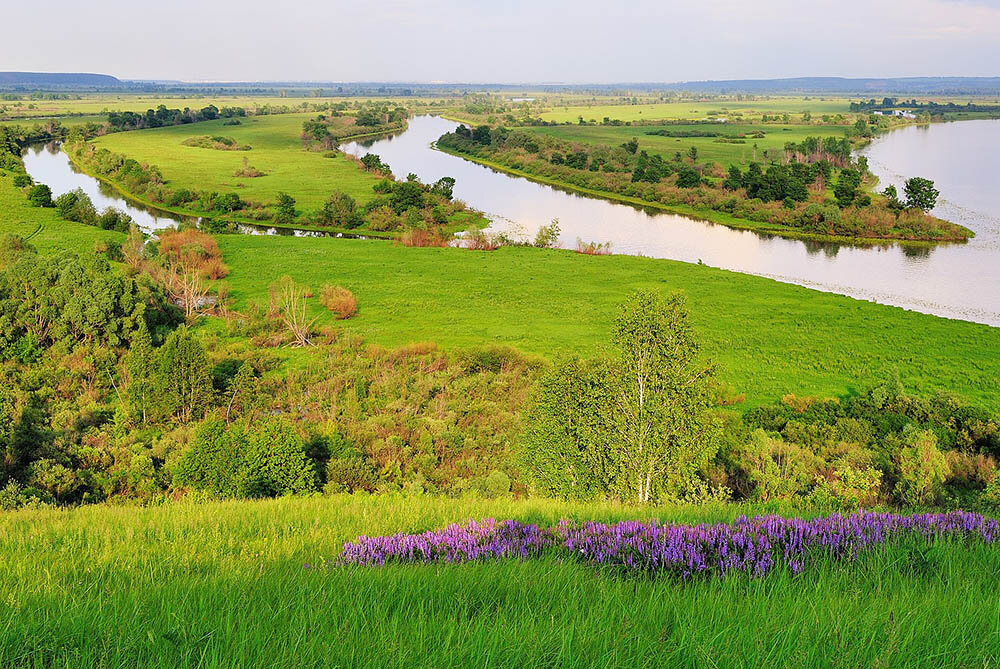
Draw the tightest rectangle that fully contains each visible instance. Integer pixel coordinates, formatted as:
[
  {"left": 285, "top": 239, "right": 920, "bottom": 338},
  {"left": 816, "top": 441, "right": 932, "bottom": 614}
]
[{"left": 6, "top": 0, "right": 1000, "bottom": 83}]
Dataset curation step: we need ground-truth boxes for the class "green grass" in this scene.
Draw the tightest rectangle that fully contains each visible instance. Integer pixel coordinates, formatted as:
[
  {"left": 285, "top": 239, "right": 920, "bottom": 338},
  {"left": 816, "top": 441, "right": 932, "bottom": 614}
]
[
  {"left": 214, "top": 235, "right": 1000, "bottom": 411},
  {"left": 538, "top": 98, "right": 853, "bottom": 124},
  {"left": 2, "top": 495, "right": 999, "bottom": 667},
  {"left": 90, "top": 114, "right": 384, "bottom": 210},
  {"left": 525, "top": 123, "right": 850, "bottom": 169},
  {"left": 0, "top": 170, "right": 122, "bottom": 253}
]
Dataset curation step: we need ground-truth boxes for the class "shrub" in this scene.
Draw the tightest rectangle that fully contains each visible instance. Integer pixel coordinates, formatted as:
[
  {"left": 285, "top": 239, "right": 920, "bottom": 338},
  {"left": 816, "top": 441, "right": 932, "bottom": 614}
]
[
  {"left": 896, "top": 428, "right": 951, "bottom": 506},
  {"left": 26, "top": 184, "right": 54, "bottom": 207},
  {"left": 173, "top": 418, "right": 318, "bottom": 498},
  {"left": 319, "top": 284, "right": 357, "bottom": 319},
  {"left": 12, "top": 173, "right": 31, "bottom": 188}
]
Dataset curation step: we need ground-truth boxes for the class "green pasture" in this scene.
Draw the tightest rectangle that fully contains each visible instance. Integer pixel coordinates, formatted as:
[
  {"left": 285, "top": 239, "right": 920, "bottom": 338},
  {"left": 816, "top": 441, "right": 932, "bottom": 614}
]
[
  {"left": 0, "top": 170, "right": 122, "bottom": 253},
  {"left": 524, "top": 123, "right": 850, "bottom": 168},
  {"left": 91, "top": 114, "right": 384, "bottom": 210},
  {"left": 214, "top": 235, "right": 1000, "bottom": 411},
  {"left": 2, "top": 495, "right": 999, "bottom": 668}
]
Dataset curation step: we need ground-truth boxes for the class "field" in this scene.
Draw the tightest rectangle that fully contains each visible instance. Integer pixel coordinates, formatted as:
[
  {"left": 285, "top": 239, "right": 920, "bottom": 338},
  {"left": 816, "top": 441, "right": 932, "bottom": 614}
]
[
  {"left": 524, "top": 123, "right": 850, "bottom": 169},
  {"left": 90, "top": 114, "right": 384, "bottom": 210},
  {"left": 0, "top": 169, "right": 122, "bottom": 253},
  {"left": 536, "top": 97, "right": 854, "bottom": 124},
  {"left": 2, "top": 495, "right": 999, "bottom": 667},
  {"left": 213, "top": 235, "right": 1000, "bottom": 411}
]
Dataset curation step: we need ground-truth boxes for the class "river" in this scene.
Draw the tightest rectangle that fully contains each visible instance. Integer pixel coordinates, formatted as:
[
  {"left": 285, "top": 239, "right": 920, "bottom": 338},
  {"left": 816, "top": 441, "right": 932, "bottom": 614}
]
[
  {"left": 20, "top": 117, "right": 1000, "bottom": 326},
  {"left": 341, "top": 115, "right": 1000, "bottom": 326}
]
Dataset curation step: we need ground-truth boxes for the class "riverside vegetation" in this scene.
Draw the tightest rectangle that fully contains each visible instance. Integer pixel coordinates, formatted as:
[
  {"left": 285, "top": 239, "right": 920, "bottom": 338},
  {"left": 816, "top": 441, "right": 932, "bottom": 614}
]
[{"left": 436, "top": 120, "right": 970, "bottom": 242}]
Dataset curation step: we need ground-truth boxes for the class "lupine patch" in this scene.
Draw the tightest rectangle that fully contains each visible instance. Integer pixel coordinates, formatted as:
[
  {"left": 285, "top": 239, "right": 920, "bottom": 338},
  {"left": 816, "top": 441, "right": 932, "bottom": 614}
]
[{"left": 340, "top": 511, "right": 999, "bottom": 578}]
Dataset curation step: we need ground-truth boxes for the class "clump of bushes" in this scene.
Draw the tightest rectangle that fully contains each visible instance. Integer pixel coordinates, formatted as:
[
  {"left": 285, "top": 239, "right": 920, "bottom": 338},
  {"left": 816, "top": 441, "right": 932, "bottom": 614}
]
[
  {"left": 181, "top": 135, "right": 251, "bottom": 151},
  {"left": 319, "top": 284, "right": 357, "bottom": 319}
]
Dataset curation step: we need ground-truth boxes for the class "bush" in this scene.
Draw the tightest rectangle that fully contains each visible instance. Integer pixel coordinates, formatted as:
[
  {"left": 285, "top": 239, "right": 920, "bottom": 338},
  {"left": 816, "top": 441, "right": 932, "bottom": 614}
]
[
  {"left": 319, "top": 284, "right": 357, "bottom": 319},
  {"left": 173, "top": 418, "right": 318, "bottom": 498},
  {"left": 12, "top": 173, "right": 31, "bottom": 188},
  {"left": 896, "top": 429, "right": 951, "bottom": 506},
  {"left": 26, "top": 184, "right": 54, "bottom": 207}
]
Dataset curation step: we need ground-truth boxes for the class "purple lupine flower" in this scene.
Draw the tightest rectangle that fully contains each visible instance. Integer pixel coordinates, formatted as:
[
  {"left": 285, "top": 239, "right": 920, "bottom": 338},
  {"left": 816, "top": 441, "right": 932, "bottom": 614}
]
[{"left": 338, "top": 511, "right": 999, "bottom": 579}]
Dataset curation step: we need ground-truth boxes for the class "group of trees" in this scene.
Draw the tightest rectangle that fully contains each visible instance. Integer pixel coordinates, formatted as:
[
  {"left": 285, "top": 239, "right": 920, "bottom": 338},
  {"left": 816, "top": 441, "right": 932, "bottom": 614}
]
[
  {"left": 523, "top": 291, "right": 721, "bottom": 503},
  {"left": 436, "top": 124, "right": 965, "bottom": 241},
  {"left": 107, "top": 105, "right": 246, "bottom": 132},
  {"left": 301, "top": 105, "right": 407, "bottom": 149}
]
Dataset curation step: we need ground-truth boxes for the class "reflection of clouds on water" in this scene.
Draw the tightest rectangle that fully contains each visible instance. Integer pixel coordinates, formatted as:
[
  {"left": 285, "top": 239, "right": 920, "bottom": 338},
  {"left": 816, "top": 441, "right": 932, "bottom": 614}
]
[{"left": 346, "top": 116, "right": 1000, "bottom": 326}]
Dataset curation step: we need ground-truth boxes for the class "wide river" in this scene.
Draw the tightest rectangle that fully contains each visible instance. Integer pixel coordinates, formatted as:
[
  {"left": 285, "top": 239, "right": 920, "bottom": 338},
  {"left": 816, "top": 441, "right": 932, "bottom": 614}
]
[
  {"left": 20, "top": 116, "right": 1000, "bottom": 326},
  {"left": 342, "top": 116, "right": 1000, "bottom": 326}
]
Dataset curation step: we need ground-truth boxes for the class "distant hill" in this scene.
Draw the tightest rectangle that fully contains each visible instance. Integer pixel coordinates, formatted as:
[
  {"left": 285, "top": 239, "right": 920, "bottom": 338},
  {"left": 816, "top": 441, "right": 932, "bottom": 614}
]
[
  {"left": 654, "top": 77, "right": 1000, "bottom": 95},
  {"left": 0, "top": 72, "right": 122, "bottom": 88}
]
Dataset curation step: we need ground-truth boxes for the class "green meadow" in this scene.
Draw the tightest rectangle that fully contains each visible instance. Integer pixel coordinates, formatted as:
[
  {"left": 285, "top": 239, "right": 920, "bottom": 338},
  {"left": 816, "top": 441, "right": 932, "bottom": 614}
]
[
  {"left": 524, "top": 123, "right": 851, "bottom": 168},
  {"left": 213, "top": 234, "right": 1000, "bottom": 411},
  {"left": 90, "top": 113, "right": 384, "bottom": 210},
  {"left": 0, "top": 169, "right": 121, "bottom": 252},
  {"left": 2, "top": 495, "right": 999, "bottom": 668}
]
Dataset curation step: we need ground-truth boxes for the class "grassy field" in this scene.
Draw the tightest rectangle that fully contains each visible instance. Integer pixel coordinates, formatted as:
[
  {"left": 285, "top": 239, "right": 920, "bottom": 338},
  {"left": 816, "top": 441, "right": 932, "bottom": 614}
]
[
  {"left": 0, "top": 169, "right": 122, "bottom": 253},
  {"left": 537, "top": 98, "right": 854, "bottom": 124},
  {"left": 214, "top": 235, "right": 1000, "bottom": 411},
  {"left": 90, "top": 114, "right": 384, "bottom": 210},
  {"left": 524, "top": 123, "right": 850, "bottom": 169},
  {"left": 2, "top": 495, "right": 999, "bottom": 667}
]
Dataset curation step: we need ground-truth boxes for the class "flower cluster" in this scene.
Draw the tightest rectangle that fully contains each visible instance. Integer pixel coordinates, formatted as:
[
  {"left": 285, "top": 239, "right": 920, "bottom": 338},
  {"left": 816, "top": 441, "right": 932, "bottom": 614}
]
[
  {"left": 339, "top": 518, "right": 551, "bottom": 566},
  {"left": 340, "top": 511, "right": 998, "bottom": 578}
]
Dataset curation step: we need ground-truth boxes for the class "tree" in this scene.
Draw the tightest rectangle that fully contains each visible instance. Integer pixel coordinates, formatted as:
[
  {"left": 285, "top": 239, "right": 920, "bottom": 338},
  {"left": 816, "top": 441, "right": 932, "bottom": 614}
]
[
  {"left": 609, "top": 290, "right": 718, "bottom": 503},
  {"left": 274, "top": 192, "right": 296, "bottom": 224},
  {"left": 26, "top": 184, "right": 53, "bottom": 208},
  {"left": 430, "top": 176, "right": 455, "bottom": 200},
  {"left": 154, "top": 327, "right": 213, "bottom": 423},
  {"left": 269, "top": 275, "right": 316, "bottom": 346},
  {"left": 687, "top": 146, "right": 698, "bottom": 163},
  {"left": 125, "top": 321, "right": 156, "bottom": 423},
  {"left": 896, "top": 428, "right": 950, "bottom": 506},
  {"left": 903, "top": 177, "right": 939, "bottom": 212},
  {"left": 621, "top": 137, "right": 638, "bottom": 155},
  {"left": 834, "top": 169, "right": 861, "bottom": 208}
]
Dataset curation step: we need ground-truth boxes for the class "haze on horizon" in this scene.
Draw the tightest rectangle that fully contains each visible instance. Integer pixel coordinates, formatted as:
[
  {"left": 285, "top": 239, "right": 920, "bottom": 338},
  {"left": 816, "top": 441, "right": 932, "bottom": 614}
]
[{"left": 6, "top": 0, "right": 1000, "bottom": 84}]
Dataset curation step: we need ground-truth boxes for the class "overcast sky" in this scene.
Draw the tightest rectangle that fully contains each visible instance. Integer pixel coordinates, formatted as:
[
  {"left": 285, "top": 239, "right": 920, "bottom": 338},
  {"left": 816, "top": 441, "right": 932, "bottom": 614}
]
[{"left": 7, "top": 0, "right": 1000, "bottom": 83}]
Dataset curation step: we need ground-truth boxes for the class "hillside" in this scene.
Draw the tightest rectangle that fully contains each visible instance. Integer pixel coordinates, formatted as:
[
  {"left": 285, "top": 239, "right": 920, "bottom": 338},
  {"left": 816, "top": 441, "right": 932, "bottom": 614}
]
[{"left": 0, "top": 71, "right": 122, "bottom": 88}]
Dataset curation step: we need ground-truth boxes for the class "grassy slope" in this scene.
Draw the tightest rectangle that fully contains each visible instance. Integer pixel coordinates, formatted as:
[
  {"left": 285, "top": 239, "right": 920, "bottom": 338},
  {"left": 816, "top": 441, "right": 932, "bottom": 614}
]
[
  {"left": 526, "top": 123, "right": 850, "bottom": 169},
  {"left": 538, "top": 98, "right": 853, "bottom": 123},
  {"left": 2, "top": 496, "right": 998, "bottom": 667},
  {"left": 0, "top": 170, "right": 121, "bottom": 252},
  {"left": 91, "top": 114, "right": 383, "bottom": 210},
  {"left": 216, "top": 235, "right": 1000, "bottom": 411}
]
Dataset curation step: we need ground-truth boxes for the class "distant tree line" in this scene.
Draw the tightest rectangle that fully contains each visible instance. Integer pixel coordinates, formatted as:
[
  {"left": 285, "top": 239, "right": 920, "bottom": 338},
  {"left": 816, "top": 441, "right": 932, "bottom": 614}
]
[{"left": 107, "top": 104, "right": 246, "bottom": 131}]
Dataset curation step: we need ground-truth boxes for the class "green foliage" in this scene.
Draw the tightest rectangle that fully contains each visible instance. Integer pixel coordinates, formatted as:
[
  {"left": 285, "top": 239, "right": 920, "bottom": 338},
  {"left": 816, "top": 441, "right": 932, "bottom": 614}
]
[
  {"left": 0, "top": 251, "right": 150, "bottom": 354},
  {"left": 152, "top": 328, "right": 213, "bottom": 423},
  {"left": 172, "top": 418, "right": 317, "bottom": 498},
  {"left": 896, "top": 428, "right": 951, "bottom": 506},
  {"left": 523, "top": 291, "right": 719, "bottom": 504},
  {"left": 26, "top": 184, "right": 53, "bottom": 207},
  {"left": 903, "top": 177, "right": 939, "bottom": 212}
]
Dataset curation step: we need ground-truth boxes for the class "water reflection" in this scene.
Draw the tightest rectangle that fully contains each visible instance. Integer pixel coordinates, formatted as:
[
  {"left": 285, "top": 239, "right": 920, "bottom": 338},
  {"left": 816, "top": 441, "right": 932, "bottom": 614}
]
[{"left": 341, "top": 115, "right": 1000, "bottom": 326}]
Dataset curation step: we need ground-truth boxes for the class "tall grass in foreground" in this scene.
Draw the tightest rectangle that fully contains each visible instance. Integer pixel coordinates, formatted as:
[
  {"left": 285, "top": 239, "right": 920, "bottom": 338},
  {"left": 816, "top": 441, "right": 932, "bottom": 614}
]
[{"left": 2, "top": 495, "right": 1000, "bottom": 667}]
